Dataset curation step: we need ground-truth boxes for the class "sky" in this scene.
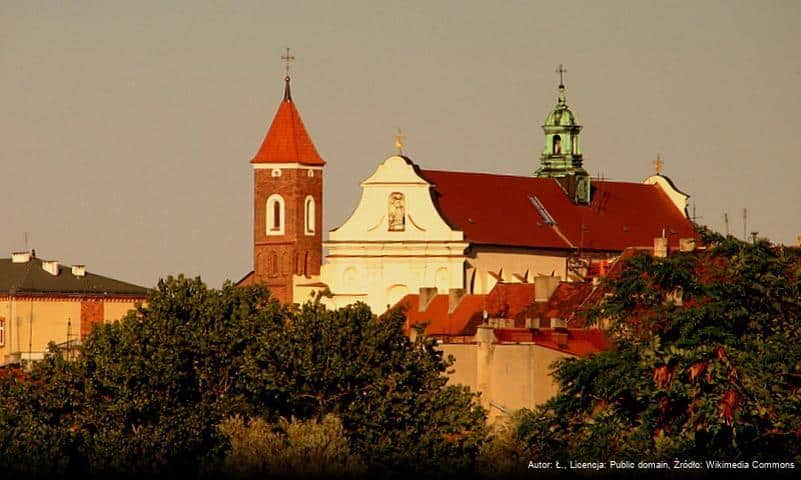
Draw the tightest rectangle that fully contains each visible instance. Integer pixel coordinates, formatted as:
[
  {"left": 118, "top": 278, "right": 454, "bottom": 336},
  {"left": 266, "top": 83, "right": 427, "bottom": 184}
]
[{"left": 2, "top": 0, "right": 800, "bottom": 288}]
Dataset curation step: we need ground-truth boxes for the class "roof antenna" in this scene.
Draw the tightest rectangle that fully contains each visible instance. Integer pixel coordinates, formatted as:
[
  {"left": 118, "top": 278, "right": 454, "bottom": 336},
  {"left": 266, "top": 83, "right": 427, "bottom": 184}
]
[
  {"left": 724, "top": 212, "right": 729, "bottom": 236},
  {"left": 24, "top": 232, "right": 28, "bottom": 251},
  {"left": 742, "top": 208, "right": 748, "bottom": 241}
]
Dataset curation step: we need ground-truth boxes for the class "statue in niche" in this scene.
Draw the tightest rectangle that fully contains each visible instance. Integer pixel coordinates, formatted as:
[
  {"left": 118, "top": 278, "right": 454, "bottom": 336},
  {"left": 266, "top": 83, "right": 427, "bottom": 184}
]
[
  {"left": 388, "top": 192, "right": 406, "bottom": 231},
  {"left": 576, "top": 176, "right": 589, "bottom": 203}
]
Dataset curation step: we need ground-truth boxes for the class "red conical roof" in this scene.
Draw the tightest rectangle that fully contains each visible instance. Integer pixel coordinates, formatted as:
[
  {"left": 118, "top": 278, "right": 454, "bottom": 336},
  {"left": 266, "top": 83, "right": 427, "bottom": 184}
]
[{"left": 251, "top": 79, "right": 325, "bottom": 166}]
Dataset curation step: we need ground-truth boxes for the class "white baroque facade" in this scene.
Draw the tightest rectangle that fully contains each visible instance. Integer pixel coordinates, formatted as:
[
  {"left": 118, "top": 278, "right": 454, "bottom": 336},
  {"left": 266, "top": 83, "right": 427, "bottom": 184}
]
[{"left": 321, "top": 155, "right": 468, "bottom": 313}]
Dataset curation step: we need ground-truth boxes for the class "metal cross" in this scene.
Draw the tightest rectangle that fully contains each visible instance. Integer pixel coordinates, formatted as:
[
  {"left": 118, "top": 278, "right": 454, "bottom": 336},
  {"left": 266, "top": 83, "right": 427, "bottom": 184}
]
[
  {"left": 281, "top": 48, "right": 295, "bottom": 78},
  {"left": 653, "top": 154, "right": 664, "bottom": 175},
  {"left": 394, "top": 128, "right": 406, "bottom": 154},
  {"left": 556, "top": 64, "right": 567, "bottom": 86}
]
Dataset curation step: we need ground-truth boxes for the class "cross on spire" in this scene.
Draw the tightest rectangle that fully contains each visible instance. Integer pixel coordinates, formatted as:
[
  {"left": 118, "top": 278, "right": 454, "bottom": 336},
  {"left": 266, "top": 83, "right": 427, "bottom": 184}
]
[
  {"left": 653, "top": 153, "right": 664, "bottom": 175},
  {"left": 556, "top": 64, "right": 567, "bottom": 87},
  {"left": 281, "top": 47, "right": 295, "bottom": 80},
  {"left": 394, "top": 128, "right": 406, "bottom": 155}
]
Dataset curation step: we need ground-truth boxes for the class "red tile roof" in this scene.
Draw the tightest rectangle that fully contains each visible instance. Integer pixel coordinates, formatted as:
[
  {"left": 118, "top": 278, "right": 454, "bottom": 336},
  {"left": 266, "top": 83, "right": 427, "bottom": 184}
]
[
  {"left": 483, "top": 283, "right": 537, "bottom": 324},
  {"left": 251, "top": 94, "right": 325, "bottom": 166},
  {"left": 399, "top": 294, "right": 487, "bottom": 337},
  {"left": 493, "top": 328, "right": 610, "bottom": 357},
  {"left": 419, "top": 170, "right": 697, "bottom": 251},
  {"left": 397, "top": 282, "right": 610, "bottom": 357}
]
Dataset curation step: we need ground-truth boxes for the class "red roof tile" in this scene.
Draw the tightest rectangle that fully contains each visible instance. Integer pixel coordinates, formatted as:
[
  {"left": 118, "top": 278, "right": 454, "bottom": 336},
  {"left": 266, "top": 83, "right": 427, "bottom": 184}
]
[
  {"left": 399, "top": 294, "right": 486, "bottom": 336},
  {"left": 419, "top": 170, "right": 697, "bottom": 251},
  {"left": 251, "top": 93, "right": 325, "bottom": 166},
  {"left": 522, "top": 281, "right": 597, "bottom": 328},
  {"left": 484, "top": 283, "right": 537, "bottom": 323},
  {"left": 493, "top": 328, "right": 610, "bottom": 357}
]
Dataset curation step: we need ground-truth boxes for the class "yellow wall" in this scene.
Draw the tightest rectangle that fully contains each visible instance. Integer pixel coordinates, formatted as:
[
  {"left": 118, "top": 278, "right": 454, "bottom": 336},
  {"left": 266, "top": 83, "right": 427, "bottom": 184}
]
[
  {"left": 468, "top": 248, "right": 570, "bottom": 293},
  {"left": 103, "top": 301, "right": 138, "bottom": 323},
  {"left": 0, "top": 297, "right": 141, "bottom": 365},
  {"left": 440, "top": 332, "right": 573, "bottom": 423}
]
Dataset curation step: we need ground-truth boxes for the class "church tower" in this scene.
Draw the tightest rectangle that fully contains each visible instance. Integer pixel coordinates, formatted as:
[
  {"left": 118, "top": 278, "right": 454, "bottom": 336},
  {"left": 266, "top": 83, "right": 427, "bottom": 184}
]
[
  {"left": 250, "top": 56, "right": 325, "bottom": 303},
  {"left": 533, "top": 65, "right": 591, "bottom": 204}
]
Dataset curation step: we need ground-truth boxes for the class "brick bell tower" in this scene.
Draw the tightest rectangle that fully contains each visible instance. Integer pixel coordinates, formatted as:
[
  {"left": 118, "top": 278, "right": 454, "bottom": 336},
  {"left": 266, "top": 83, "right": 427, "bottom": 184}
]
[{"left": 248, "top": 53, "right": 325, "bottom": 304}]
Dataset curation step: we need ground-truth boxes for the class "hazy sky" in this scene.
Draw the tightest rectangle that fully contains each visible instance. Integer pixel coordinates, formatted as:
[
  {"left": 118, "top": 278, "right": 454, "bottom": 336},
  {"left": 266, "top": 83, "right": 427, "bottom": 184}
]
[{"left": 2, "top": 0, "right": 800, "bottom": 288}]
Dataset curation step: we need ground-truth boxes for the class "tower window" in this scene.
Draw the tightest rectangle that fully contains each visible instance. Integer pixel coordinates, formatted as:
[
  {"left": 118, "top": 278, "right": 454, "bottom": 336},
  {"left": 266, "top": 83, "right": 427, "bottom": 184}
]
[
  {"left": 304, "top": 196, "right": 315, "bottom": 235},
  {"left": 0, "top": 317, "right": 5, "bottom": 347},
  {"left": 266, "top": 194, "right": 285, "bottom": 235},
  {"left": 553, "top": 135, "right": 562, "bottom": 155}
]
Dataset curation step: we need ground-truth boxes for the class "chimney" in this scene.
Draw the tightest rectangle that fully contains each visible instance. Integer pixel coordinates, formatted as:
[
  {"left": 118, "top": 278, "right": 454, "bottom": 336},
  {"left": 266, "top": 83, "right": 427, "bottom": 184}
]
[
  {"left": 534, "top": 275, "right": 560, "bottom": 302},
  {"left": 552, "top": 331, "right": 569, "bottom": 348},
  {"left": 653, "top": 237, "right": 668, "bottom": 258},
  {"left": 525, "top": 317, "right": 541, "bottom": 329},
  {"left": 679, "top": 238, "right": 696, "bottom": 252},
  {"left": 42, "top": 260, "right": 59, "bottom": 276},
  {"left": 11, "top": 251, "right": 31, "bottom": 263},
  {"left": 448, "top": 288, "right": 466, "bottom": 314},
  {"left": 72, "top": 264, "right": 86, "bottom": 277},
  {"left": 418, "top": 287, "right": 437, "bottom": 312}
]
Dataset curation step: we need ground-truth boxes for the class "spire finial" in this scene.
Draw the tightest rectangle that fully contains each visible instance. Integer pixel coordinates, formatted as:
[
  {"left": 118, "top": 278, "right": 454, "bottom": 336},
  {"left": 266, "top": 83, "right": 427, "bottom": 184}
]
[
  {"left": 653, "top": 153, "right": 664, "bottom": 175},
  {"left": 556, "top": 64, "right": 567, "bottom": 87},
  {"left": 555, "top": 64, "right": 567, "bottom": 105},
  {"left": 394, "top": 128, "right": 406, "bottom": 155},
  {"left": 281, "top": 47, "right": 295, "bottom": 101}
]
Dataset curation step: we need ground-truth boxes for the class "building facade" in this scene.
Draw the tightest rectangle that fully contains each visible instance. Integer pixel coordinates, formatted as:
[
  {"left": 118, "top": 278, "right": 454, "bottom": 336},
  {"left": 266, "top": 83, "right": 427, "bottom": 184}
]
[{"left": 0, "top": 251, "right": 148, "bottom": 365}]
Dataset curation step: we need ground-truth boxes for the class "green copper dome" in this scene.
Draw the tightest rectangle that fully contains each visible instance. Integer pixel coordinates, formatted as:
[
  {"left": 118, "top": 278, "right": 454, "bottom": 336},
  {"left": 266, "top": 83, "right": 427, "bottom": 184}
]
[
  {"left": 534, "top": 81, "right": 591, "bottom": 204},
  {"left": 544, "top": 87, "right": 579, "bottom": 127}
]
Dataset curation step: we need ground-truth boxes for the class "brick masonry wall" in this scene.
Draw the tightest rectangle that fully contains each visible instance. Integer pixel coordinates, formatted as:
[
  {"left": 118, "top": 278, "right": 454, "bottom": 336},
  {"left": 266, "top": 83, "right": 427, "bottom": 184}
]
[
  {"left": 80, "top": 299, "right": 104, "bottom": 339},
  {"left": 253, "top": 166, "right": 323, "bottom": 303}
]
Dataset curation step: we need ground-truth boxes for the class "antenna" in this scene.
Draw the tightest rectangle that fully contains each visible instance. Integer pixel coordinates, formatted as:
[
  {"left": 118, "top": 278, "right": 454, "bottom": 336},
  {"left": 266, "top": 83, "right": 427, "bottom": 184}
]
[
  {"left": 24, "top": 232, "right": 29, "bottom": 251},
  {"left": 724, "top": 213, "right": 729, "bottom": 236},
  {"left": 690, "top": 203, "right": 702, "bottom": 223},
  {"left": 742, "top": 208, "right": 748, "bottom": 241}
]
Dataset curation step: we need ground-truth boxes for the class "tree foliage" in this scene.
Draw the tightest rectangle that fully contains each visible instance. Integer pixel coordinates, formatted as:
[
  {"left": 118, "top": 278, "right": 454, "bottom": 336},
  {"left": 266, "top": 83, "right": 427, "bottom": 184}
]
[
  {"left": 219, "top": 414, "right": 366, "bottom": 477},
  {"left": 0, "top": 275, "right": 485, "bottom": 477},
  {"left": 515, "top": 235, "right": 801, "bottom": 463}
]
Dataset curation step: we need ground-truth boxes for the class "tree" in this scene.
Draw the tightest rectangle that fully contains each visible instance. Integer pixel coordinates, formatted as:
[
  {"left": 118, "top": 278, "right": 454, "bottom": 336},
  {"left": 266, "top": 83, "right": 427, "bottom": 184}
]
[
  {"left": 76, "top": 276, "right": 285, "bottom": 475},
  {"left": 0, "top": 348, "right": 83, "bottom": 477},
  {"left": 240, "top": 302, "right": 487, "bottom": 475},
  {"left": 515, "top": 234, "right": 801, "bottom": 464},
  {"left": 218, "top": 414, "right": 366, "bottom": 477},
  {"left": 0, "top": 276, "right": 486, "bottom": 477}
]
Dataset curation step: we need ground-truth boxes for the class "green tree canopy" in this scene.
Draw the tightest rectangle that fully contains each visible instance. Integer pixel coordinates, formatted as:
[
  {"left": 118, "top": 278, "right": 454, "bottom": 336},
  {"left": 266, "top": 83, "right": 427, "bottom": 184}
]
[
  {"left": 0, "top": 275, "right": 486, "bottom": 477},
  {"left": 514, "top": 234, "right": 801, "bottom": 463}
]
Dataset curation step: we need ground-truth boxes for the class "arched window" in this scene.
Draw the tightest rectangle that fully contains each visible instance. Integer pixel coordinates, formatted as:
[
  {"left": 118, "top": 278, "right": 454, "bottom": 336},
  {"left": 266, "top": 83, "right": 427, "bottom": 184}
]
[
  {"left": 304, "top": 196, "right": 315, "bottom": 235},
  {"left": 552, "top": 135, "right": 562, "bottom": 155},
  {"left": 303, "top": 251, "right": 310, "bottom": 277},
  {"left": 266, "top": 194, "right": 285, "bottom": 235}
]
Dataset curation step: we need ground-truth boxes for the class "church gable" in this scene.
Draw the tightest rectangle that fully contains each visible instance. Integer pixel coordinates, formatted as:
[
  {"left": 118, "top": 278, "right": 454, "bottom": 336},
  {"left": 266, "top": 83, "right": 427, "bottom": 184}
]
[{"left": 328, "top": 155, "right": 464, "bottom": 243}]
